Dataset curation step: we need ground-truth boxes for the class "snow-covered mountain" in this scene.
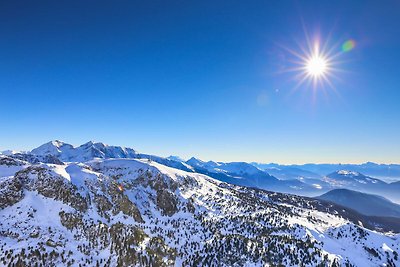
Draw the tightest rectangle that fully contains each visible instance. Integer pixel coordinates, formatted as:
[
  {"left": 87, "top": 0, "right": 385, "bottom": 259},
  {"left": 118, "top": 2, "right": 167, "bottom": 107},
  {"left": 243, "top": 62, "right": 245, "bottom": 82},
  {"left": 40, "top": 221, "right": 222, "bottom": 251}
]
[
  {"left": 1, "top": 140, "right": 396, "bottom": 205},
  {"left": 30, "top": 140, "right": 194, "bottom": 173},
  {"left": 324, "top": 170, "right": 387, "bottom": 187},
  {"left": 184, "top": 157, "right": 287, "bottom": 190},
  {"left": 321, "top": 170, "right": 400, "bottom": 203},
  {"left": 0, "top": 153, "right": 399, "bottom": 266},
  {"left": 29, "top": 141, "right": 303, "bottom": 193},
  {"left": 317, "top": 189, "right": 400, "bottom": 218},
  {"left": 185, "top": 157, "right": 220, "bottom": 170},
  {"left": 184, "top": 158, "right": 336, "bottom": 197},
  {"left": 251, "top": 163, "right": 322, "bottom": 180},
  {"left": 21, "top": 141, "right": 400, "bottom": 202},
  {"left": 247, "top": 163, "right": 400, "bottom": 203},
  {"left": 166, "top": 155, "right": 186, "bottom": 162},
  {"left": 299, "top": 163, "right": 400, "bottom": 181},
  {"left": 253, "top": 162, "right": 400, "bottom": 182},
  {"left": 31, "top": 140, "right": 138, "bottom": 162}
]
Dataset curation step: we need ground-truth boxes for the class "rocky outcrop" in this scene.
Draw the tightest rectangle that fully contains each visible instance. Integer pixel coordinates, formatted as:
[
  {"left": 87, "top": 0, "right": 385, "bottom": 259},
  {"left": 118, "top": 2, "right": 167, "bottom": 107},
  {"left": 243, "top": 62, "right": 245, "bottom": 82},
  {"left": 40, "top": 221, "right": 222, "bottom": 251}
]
[
  {"left": 0, "top": 177, "right": 24, "bottom": 209},
  {"left": 10, "top": 153, "right": 64, "bottom": 165},
  {"left": 59, "top": 211, "right": 84, "bottom": 230},
  {"left": 136, "top": 171, "right": 180, "bottom": 216},
  {"left": 156, "top": 190, "right": 178, "bottom": 216},
  {"left": 0, "top": 156, "right": 27, "bottom": 167},
  {"left": 108, "top": 183, "right": 144, "bottom": 223},
  {"left": 15, "top": 166, "right": 88, "bottom": 212}
]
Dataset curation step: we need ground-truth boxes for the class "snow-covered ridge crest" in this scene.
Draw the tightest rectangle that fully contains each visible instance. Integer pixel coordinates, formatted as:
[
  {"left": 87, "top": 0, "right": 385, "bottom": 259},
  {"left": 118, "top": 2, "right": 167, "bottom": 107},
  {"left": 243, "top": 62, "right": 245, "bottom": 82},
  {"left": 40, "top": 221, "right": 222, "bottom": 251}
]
[
  {"left": 0, "top": 150, "right": 25, "bottom": 156},
  {"left": 337, "top": 170, "right": 362, "bottom": 176},
  {"left": 0, "top": 155, "right": 30, "bottom": 179},
  {"left": 31, "top": 140, "right": 138, "bottom": 162},
  {"left": 29, "top": 140, "right": 195, "bottom": 173}
]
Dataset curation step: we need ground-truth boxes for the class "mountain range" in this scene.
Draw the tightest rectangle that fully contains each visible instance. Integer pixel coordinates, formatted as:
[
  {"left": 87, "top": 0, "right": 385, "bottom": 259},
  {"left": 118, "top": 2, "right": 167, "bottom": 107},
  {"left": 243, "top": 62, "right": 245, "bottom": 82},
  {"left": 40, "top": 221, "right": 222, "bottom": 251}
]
[
  {"left": 0, "top": 140, "right": 399, "bottom": 266},
  {"left": 3, "top": 140, "right": 400, "bottom": 203},
  {"left": 317, "top": 189, "right": 400, "bottom": 218},
  {"left": 253, "top": 162, "right": 400, "bottom": 182}
]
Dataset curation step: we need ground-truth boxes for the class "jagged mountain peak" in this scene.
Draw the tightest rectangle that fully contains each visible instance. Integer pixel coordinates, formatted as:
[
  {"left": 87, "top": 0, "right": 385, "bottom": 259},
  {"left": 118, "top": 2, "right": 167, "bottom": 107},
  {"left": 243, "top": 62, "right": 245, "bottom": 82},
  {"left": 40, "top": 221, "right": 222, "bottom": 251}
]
[
  {"left": 186, "top": 156, "right": 203, "bottom": 163},
  {"left": 220, "top": 161, "right": 265, "bottom": 174},
  {"left": 51, "top": 139, "right": 67, "bottom": 146},
  {"left": 80, "top": 140, "right": 95, "bottom": 147},
  {"left": 30, "top": 141, "right": 66, "bottom": 157},
  {"left": 80, "top": 140, "right": 109, "bottom": 148},
  {"left": 26, "top": 141, "right": 199, "bottom": 174},
  {"left": 30, "top": 140, "right": 138, "bottom": 162},
  {"left": 166, "top": 155, "right": 185, "bottom": 162}
]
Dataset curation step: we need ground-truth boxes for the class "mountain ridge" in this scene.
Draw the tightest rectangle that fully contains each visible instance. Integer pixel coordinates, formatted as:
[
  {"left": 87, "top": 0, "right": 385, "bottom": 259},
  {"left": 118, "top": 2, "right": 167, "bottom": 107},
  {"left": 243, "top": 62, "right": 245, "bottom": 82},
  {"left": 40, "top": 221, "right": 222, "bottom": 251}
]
[
  {"left": 317, "top": 188, "right": 400, "bottom": 218},
  {"left": 8, "top": 140, "right": 400, "bottom": 203},
  {"left": 1, "top": 153, "right": 399, "bottom": 266}
]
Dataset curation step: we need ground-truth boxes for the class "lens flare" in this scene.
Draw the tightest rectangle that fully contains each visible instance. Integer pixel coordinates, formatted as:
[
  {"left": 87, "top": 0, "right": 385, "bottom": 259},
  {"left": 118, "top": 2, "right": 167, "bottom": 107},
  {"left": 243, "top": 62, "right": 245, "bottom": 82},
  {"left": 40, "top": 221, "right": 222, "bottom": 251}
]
[{"left": 342, "top": 40, "right": 356, "bottom": 52}]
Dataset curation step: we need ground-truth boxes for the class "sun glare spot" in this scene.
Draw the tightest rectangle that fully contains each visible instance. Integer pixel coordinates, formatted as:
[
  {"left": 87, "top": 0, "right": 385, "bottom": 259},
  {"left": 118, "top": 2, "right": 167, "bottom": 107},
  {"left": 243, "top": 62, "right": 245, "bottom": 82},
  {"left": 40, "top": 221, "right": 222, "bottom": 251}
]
[
  {"left": 279, "top": 35, "right": 342, "bottom": 92},
  {"left": 306, "top": 55, "right": 328, "bottom": 77}
]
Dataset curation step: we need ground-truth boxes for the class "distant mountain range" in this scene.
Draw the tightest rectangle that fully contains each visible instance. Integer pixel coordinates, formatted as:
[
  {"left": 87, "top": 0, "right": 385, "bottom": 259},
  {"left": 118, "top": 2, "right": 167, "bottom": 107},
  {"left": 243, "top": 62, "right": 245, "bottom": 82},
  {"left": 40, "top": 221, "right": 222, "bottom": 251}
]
[
  {"left": 317, "top": 189, "right": 400, "bottom": 218},
  {"left": 2, "top": 140, "right": 400, "bottom": 203},
  {"left": 323, "top": 170, "right": 400, "bottom": 203},
  {"left": 252, "top": 162, "right": 400, "bottom": 182}
]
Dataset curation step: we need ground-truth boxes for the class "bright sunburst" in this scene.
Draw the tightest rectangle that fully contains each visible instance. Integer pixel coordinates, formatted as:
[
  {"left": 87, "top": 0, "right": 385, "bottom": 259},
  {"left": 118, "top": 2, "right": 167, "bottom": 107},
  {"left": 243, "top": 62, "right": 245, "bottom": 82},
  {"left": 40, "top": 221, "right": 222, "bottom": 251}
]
[
  {"left": 295, "top": 41, "right": 336, "bottom": 89},
  {"left": 279, "top": 34, "right": 345, "bottom": 93},
  {"left": 305, "top": 53, "right": 328, "bottom": 78}
]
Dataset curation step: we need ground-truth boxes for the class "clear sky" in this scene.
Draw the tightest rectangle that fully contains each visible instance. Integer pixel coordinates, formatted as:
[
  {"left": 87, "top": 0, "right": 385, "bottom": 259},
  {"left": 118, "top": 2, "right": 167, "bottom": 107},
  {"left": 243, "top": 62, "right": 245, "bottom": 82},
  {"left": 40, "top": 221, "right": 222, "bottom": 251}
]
[{"left": 1, "top": 0, "right": 399, "bottom": 164}]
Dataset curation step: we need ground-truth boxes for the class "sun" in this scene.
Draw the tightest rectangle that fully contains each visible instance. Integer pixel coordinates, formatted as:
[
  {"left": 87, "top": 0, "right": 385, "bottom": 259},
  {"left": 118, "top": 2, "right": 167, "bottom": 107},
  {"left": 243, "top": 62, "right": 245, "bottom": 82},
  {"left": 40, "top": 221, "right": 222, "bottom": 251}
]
[
  {"left": 275, "top": 27, "right": 356, "bottom": 101},
  {"left": 305, "top": 54, "right": 328, "bottom": 77},
  {"left": 279, "top": 37, "right": 341, "bottom": 92},
  {"left": 301, "top": 42, "right": 332, "bottom": 84}
]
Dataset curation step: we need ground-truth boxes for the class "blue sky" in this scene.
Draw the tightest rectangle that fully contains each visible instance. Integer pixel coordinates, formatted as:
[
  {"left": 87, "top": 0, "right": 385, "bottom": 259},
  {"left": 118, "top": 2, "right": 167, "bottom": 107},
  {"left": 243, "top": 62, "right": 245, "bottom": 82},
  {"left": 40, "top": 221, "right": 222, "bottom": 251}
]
[{"left": 1, "top": 0, "right": 399, "bottom": 164}]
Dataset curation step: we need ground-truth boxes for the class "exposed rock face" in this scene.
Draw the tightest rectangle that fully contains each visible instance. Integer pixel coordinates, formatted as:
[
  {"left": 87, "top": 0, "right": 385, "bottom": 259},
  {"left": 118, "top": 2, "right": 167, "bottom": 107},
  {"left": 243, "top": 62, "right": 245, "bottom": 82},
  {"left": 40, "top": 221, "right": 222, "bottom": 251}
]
[
  {"left": 0, "top": 177, "right": 23, "bottom": 209},
  {"left": 94, "top": 194, "right": 113, "bottom": 218},
  {"left": 135, "top": 171, "right": 180, "bottom": 216},
  {"left": 111, "top": 191, "right": 144, "bottom": 222},
  {"left": 15, "top": 166, "right": 89, "bottom": 212},
  {"left": 0, "top": 156, "right": 26, "bottom": 167},
  {"left": 146, "top": 236, "right": 177, "bottom": 266},
  {"left": 10, "top": 153, "right": 64, "bottom": 165},
  {"left": 59, "top": 211, "right": 84, "bottom": 230},
  {"left": 150, "top": 176, "right": 179, "bottom": 216},
  {"left": 156, "top": 190, "right": 178, "bottom": 216}
]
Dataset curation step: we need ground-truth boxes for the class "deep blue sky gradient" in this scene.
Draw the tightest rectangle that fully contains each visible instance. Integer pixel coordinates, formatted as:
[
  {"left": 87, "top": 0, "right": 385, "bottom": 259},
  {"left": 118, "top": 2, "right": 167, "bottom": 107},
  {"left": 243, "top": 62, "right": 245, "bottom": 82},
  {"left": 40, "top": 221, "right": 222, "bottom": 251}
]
[{"left": 1, "top": 0, "right": 399, "bottom": 163}]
